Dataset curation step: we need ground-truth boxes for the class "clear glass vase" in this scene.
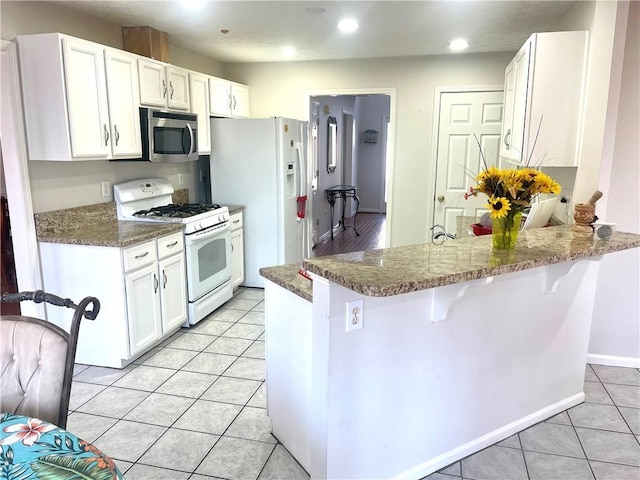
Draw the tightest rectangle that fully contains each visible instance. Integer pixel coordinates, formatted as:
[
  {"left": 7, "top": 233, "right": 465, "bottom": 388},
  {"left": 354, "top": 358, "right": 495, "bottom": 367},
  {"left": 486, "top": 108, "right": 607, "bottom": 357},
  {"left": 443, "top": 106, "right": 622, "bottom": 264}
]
[{"left": 492, "top": 211, "right": 522, "bottom": 250}]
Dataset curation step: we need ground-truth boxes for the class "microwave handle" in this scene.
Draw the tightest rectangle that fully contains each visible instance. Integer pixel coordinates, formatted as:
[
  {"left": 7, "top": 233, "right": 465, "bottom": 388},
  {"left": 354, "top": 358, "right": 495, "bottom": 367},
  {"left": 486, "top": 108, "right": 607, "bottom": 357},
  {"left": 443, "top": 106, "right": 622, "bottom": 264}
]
[{"left": 186, "top": 123, "right": 195, "bottom": 158}]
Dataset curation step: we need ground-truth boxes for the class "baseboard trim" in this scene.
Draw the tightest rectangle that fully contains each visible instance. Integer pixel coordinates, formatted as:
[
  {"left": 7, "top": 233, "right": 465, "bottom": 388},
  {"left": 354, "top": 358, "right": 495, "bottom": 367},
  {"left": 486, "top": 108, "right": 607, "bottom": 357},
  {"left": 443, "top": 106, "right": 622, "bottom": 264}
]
[
  {"left": 393, "top": 392, "right": 585, "bottom": 480},
  {"left": 587, "top": 353, "right": 640, "bottom": 368}
]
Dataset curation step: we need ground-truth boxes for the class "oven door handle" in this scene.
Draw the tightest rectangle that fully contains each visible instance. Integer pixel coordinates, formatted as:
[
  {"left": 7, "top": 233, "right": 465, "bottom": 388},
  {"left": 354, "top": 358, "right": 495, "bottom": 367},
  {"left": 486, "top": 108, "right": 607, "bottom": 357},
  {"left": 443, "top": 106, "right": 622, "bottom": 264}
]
[{"left": 186, "top": 224, "right": 229, "bottom": 244}]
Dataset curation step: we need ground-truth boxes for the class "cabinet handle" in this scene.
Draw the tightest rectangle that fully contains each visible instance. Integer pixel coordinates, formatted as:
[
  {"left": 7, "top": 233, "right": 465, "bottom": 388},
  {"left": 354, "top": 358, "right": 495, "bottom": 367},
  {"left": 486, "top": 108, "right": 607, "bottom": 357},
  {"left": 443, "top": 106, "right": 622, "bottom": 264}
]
[
  {"left": 233, "top": 95, "right": 237, "bottom": 109},
  {"left": 231, "top": 244, "right": 234, "bottom": 252},
  {"left": 154, "top": 273, "right": 159, "bottom": 293},
  {"left": 163, "top": 270, "right": 168, "bottom": 289},
  {"left": 170, "top": 81, "right": 174, "bottom": 99},
  {"left": 162, "top": 79, "right": 167, "bottom": 98},
  {"left": 233, "top": 219, "right": 240, "bottom": 224},
  {"left": 228, "top": 94, "right": 232, "bottom": 110},
  {"left": 114, "top": 125, "right": 120, "bottom": 146},
  {"left": 103, "top": 124, "right": 109, "bottom": 146},
  {"left": 504, "top": 128, "right": 511, "bottom": 148},
  {"left": 134, "top": 251, "right": 149, "bottom": 259},
  {"left": 167, "top": 241, "right": 179, "bottom": 247}
]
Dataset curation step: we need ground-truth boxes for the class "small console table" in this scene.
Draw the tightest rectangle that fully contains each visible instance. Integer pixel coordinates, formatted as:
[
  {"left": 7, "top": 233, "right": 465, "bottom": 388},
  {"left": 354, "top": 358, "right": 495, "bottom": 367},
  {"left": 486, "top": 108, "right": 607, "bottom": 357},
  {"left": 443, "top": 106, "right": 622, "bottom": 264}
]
[{"left": 325, "top": 185, "right": 360, "bottom": 240}]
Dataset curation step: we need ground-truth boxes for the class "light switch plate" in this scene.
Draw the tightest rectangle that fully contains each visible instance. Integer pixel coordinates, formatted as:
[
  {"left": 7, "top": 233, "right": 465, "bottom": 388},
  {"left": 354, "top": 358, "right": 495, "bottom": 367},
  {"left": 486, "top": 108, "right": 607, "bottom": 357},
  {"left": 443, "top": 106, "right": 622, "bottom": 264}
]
[{"left": 101, "top": 181, "right": 110, "bottom": 198}]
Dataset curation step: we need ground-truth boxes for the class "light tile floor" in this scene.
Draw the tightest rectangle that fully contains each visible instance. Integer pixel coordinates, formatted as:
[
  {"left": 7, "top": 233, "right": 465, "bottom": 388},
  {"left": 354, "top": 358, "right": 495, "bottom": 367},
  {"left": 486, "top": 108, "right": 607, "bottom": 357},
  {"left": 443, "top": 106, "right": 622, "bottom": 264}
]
[{"left": 68, "top": 287, "right": 640, "bottom": 480}]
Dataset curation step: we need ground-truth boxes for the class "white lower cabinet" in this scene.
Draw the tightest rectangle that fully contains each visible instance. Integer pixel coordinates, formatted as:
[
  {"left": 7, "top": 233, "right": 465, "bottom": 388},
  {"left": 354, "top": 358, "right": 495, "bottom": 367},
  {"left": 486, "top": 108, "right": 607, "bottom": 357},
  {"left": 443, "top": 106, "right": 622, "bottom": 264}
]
[
  {"left": 39, "top": 231, "right": 187, "bottom": 368},
  {"left": 125, "top": 263, "right": 162, "bottom": 355},
  {"left": 158, "top": 247, "right": 188, "bottom": 331},
  {"left": 230, "top": 211, "right": 245, "bottom": 290}
]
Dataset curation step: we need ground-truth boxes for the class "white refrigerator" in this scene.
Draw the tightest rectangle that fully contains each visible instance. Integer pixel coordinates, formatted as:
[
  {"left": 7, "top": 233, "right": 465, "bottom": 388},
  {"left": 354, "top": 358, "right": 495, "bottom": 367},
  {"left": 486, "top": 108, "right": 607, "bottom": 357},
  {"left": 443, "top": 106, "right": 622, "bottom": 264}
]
[{"left": 210, "top": 117, "right": 312, "bottom": 287}]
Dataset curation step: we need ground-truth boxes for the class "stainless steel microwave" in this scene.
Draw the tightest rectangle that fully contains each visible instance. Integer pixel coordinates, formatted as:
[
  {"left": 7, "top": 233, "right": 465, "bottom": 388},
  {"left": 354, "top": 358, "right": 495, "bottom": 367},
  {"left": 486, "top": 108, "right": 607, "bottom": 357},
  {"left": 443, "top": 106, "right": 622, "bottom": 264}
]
[{"left": 139, "top": 108, "right": 198, "bottom": 162}]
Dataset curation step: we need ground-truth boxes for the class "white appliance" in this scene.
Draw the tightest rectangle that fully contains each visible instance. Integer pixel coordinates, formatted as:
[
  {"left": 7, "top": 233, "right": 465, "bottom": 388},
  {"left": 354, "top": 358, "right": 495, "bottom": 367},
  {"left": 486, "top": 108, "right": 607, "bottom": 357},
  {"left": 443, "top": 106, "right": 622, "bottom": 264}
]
[
  {"left": 135, "top": 108, "right": 198, "bottom": 163},
  {"left": 113, "top": 178, "right": 232, "bottom": 325},
  {"left": 210, "top": 117, "right": 311, "bottom": 287}
]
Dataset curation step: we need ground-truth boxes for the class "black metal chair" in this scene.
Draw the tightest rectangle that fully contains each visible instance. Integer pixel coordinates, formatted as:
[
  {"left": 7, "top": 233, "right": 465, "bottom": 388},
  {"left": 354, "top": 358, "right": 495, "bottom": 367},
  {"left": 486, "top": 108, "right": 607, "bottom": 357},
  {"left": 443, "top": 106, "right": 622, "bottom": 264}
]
[{"left": 0, "top": 290, "right": 100, "bottom": 429}]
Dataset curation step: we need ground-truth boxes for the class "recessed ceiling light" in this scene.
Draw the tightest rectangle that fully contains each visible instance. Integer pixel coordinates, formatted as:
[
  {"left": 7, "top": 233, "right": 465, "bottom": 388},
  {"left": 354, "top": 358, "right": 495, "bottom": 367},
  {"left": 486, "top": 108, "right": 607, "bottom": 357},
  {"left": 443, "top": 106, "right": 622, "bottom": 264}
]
[
  {"left": 280, "top": 46, "right": 296, "bottom": 58},
  {"left": 181, "top": 0, "right": 207, "bottom": 8},
  {"left": 338, "top": 18, "right": 359, "bottom": 33},
  {"left": 449, "top": 39, "right": 469, "bottom": 51}
]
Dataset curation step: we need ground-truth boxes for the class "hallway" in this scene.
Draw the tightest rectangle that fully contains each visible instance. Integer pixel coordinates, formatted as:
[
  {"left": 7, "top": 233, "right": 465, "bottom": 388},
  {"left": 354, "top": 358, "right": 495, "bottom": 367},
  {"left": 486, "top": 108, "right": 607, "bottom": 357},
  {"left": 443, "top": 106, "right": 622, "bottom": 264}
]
[{"left": 311, "top": 212, "right": 385, "bottom": 257}]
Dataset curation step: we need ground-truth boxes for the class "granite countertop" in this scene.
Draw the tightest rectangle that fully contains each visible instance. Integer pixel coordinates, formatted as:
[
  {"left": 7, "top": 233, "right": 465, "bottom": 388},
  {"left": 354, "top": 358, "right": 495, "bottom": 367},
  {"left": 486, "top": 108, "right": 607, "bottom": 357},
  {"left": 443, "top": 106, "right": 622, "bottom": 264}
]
[
  {"left": 297, "top": 226, "right": 640, "bottom": 298},
  {"left": 226, "top": 205, "right": 245, "bottom": 215},
  {"left": 35, "top": 202, "right": 183, "bottom": 248},
  {"left": 260, "top": 264, "right": 313, "bottom": 302}
]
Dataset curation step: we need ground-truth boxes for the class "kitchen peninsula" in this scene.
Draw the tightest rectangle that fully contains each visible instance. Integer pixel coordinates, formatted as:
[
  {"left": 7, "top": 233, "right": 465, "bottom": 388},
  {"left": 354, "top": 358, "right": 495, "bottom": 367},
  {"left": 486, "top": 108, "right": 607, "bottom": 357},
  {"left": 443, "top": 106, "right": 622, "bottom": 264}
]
[{"left": 260, "top": 226, "right": 640, "bottom": 479}]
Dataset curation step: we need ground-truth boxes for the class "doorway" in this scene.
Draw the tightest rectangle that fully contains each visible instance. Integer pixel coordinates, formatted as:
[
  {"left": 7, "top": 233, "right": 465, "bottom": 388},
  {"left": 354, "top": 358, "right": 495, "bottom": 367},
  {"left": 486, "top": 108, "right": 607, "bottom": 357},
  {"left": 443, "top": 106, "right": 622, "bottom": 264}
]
[
  {"left": 432, "top": 88, "right": 504, "bottom": 237},
  {"left": 307, "top": 90, "right": 394, "bottom": 254}
]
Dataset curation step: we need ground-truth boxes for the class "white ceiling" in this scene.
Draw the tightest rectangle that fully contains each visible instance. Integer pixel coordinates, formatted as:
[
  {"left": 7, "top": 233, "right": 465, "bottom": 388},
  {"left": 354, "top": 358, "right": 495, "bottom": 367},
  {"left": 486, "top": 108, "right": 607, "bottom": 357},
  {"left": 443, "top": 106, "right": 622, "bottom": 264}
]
[{"left": 50, "top": 0, "right": 581, "bottom": 63}]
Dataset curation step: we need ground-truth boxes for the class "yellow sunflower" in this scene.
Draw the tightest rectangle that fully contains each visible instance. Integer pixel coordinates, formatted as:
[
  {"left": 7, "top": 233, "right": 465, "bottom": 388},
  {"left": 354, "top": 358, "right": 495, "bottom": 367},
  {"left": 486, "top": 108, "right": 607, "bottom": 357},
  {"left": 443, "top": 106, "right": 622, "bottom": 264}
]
[{"left": 485, "top": 196, "right": 512, "bottom": 219}]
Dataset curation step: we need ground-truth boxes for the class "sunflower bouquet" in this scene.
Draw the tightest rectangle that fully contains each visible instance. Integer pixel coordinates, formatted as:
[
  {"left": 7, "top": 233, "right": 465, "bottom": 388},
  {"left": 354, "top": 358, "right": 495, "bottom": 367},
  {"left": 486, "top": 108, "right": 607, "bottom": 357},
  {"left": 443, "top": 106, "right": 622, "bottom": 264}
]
[{"left": 465, "top": 166, "right": 561, "bottom": 248}]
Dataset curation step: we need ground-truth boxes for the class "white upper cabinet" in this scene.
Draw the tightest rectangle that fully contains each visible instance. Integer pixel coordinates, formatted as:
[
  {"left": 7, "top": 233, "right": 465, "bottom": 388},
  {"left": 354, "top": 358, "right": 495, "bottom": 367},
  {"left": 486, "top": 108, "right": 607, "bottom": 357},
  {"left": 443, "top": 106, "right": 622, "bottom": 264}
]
[
  {"left": 231, "top": 81, "right": 250, "bottom": 118},
  {"left": 500, "top": 31, "right": 589, "bottom": 167},
  {"left": 209, "top": 76, "right": 250, "bottom": 118},
  {"left": 138, "top": 58, "right": 167, "bottom": 107},
  {"left": 17, "top": 33, "right": 141, "bottom": 161},
  {"left": 18, "top": 32, "right": 249, "bottom": 160},
  {"left": 189, "top": 72, "right": 211, "bottom": 154},
  {"left": 61, "top": 38, "right": 111, "bottom": 159},
  {"left": 138, "top": 58, "right": 191, "bottom": 111},
  {"left": 104, "top": 48, "right": 142, "bottom": 158},
  {"left": 166, "top": 66, "right": 191, "bottom": 110}
]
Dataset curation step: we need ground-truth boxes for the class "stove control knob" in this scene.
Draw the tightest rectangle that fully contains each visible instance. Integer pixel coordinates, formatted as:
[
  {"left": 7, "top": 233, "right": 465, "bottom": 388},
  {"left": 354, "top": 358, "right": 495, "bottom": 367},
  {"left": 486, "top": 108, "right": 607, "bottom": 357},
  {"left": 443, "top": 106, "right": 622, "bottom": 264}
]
[
  {"left": 218, "top": 214, "right": 224, "bottom": 222},
  {"left": 194, "top": 221, "right": 201, "bottom": 231}
]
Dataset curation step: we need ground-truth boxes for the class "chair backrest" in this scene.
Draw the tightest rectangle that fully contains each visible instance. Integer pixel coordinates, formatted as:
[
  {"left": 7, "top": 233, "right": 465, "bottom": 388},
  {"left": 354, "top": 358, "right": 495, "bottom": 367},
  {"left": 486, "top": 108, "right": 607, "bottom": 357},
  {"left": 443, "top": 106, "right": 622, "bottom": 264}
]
[{"left": 0, "top": 291, "right": 99, "bottom": 429}]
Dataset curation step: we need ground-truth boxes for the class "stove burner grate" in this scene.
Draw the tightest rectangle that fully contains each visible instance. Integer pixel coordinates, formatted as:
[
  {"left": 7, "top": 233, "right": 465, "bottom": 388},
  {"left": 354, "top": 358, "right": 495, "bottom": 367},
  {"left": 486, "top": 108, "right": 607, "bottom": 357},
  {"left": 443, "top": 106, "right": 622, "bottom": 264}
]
[{"left": 134, "top": 203, "right": 222, "bottom": 218}]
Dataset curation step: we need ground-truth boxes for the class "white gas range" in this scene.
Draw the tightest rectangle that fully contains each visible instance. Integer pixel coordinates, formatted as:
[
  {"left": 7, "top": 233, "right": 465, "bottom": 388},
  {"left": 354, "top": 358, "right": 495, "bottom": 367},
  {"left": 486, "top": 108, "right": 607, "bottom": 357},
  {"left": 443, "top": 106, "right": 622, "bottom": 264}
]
[{"left": 114, "top": 178, "right": 233, "bottom": 326}]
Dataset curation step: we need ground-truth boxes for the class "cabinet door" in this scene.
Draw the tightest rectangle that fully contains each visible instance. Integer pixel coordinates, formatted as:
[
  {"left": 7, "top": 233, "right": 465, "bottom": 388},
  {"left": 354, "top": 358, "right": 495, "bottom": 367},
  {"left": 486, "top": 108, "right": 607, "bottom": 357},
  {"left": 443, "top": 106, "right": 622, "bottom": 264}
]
[
  {"left": 209, "top": 76, "right": 232, "bottom": 116},
  {"left": 61, "top": 38, "right": 110, "bottom": 158},
  {"left": 231, "top": 228, "right": 244, "bottom": 290},
  {"left": 125, "top": 263, "right": 162, "bottom": 356},
  {"left": 231, "top": 82, "right": 250, "bottom": 118},
  {"left": 500, "top": 40, "right": 532, "bottom": 165},
  {"left": 159, "top": 253, "right": 188, "bottom": 331},
  {"left": 190, "top": 72, "right": 211, "bottom": 154},
  {"left": 166, "top": 66, "right": 191, "bottom": 111},
  {"left": 500, "top": 58, "right": 517, "bottom": 164},
  {"left": 138, "top": 58, "right": 167, "bottom": 107},
  {"left": 509, "top": 40, "right": 532, "bottom": 164},
  {"left": 104, "top": 49, "right": 142, "bottom": 158}
]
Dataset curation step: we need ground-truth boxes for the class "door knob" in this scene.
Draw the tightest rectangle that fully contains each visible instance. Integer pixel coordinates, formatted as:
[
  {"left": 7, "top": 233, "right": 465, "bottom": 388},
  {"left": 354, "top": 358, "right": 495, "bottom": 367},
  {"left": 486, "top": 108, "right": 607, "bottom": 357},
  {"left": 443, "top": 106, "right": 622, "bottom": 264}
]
[{"left": 437, "top": 195, "right": 445, "bottom": 202}]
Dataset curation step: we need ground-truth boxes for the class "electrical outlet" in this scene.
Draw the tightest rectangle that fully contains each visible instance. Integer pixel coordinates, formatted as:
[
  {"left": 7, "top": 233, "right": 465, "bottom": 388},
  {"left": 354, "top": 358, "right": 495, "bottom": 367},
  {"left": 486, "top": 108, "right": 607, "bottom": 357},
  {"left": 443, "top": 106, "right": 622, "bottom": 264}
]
[
  {"left": 101, "top": 181, "right": 110, "bottom": 198},
  {"left": 346, "top": 299, "right": 364, "bottom": 332},
  {"left": 178, "top": 173, "right": 184, "bottom": 185}
]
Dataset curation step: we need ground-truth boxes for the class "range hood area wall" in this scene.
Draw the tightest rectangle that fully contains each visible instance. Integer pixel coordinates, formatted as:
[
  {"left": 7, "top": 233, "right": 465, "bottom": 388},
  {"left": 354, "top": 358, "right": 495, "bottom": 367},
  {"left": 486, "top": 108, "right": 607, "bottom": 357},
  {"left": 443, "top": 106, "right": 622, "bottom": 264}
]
[{"left": 27, "top": 160, "right": 195, "bottom": 213}]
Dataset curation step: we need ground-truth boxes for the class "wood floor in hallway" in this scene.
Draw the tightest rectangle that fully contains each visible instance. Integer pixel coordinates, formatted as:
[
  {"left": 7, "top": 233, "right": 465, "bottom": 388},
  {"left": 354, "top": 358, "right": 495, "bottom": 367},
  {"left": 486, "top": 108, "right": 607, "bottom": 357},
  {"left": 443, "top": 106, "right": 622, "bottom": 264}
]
[{"left": 311, "top": 213, "right": 386, "bottom": 257}]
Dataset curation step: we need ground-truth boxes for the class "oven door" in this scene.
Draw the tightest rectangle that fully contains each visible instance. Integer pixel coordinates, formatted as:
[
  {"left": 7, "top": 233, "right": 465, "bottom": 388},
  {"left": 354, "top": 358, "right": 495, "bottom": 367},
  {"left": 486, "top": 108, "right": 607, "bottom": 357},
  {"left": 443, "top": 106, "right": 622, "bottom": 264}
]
[{"left": 184, "top": 223, "right": 232, "bottom": 302}]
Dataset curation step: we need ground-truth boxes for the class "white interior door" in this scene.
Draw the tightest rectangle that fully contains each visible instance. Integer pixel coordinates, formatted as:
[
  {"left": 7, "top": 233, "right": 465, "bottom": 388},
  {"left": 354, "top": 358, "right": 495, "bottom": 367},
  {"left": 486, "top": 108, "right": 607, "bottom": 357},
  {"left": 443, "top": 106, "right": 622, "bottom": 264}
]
[{"left": 433, "top": 91, "right": 503, "bottom": 236}]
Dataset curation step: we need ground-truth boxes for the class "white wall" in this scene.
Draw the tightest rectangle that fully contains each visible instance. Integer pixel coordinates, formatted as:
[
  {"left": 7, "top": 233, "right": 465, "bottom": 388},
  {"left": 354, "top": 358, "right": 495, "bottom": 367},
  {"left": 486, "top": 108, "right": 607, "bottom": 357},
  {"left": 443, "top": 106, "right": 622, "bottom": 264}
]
[
  {"left": 1, "top": 0, "right": 224, "bottom": 212},
  {"left": 354, "top": 95, "right": 391, "bottom": 212},
  {"left": 225, "top": 53, "right": 512, "bottom": 246},
  {"left": 589, "top": 1, "right": 639, "bottom": 367}
]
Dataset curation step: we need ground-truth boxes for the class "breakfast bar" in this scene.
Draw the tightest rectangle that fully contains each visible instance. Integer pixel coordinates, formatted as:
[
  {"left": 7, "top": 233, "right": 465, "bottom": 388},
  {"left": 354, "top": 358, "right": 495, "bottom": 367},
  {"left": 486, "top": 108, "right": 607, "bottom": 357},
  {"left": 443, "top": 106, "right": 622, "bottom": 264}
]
[{"left": 260, "top": 226, "right": 640, "bottom": 479}]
